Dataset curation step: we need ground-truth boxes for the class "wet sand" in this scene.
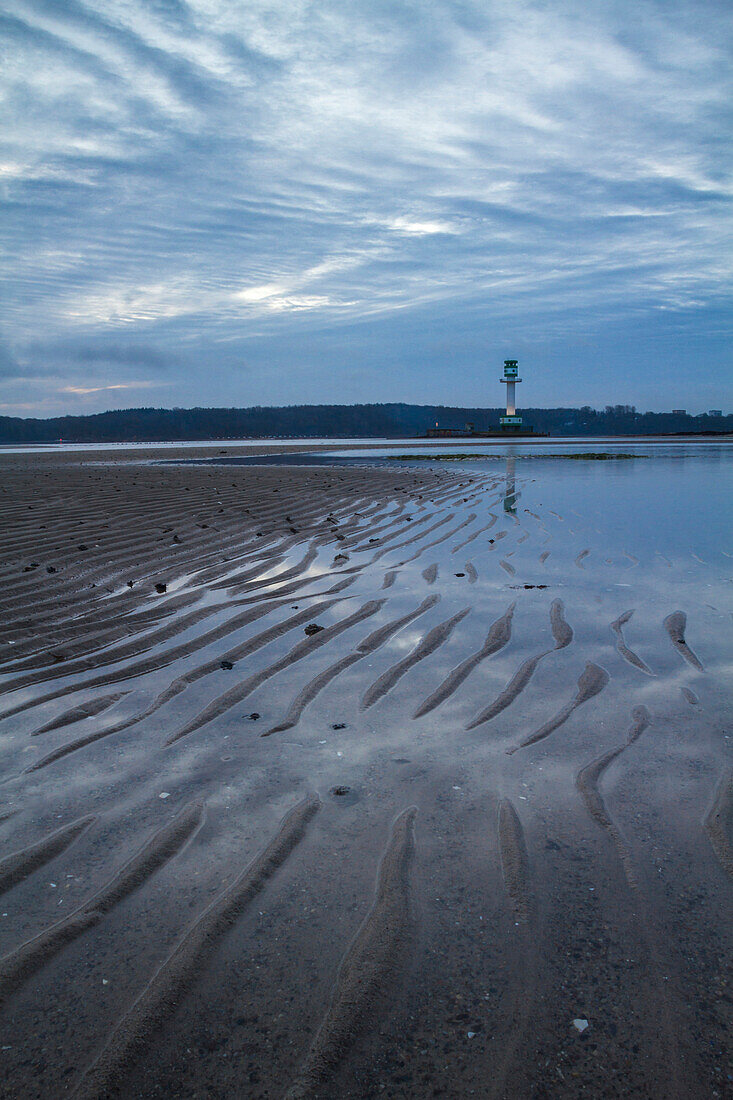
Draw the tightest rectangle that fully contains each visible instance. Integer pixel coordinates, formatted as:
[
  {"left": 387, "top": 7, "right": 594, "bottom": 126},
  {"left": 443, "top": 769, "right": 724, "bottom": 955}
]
[{"left": 0, "top": 445, "right": 730, "bottom": 1099}]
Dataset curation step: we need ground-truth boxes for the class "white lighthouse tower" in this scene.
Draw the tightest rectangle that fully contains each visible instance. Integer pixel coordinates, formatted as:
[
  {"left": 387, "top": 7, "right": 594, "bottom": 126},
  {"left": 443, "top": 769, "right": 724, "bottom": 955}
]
[{"left": 500, "top": 359, "right": 522, "bottom": 432}]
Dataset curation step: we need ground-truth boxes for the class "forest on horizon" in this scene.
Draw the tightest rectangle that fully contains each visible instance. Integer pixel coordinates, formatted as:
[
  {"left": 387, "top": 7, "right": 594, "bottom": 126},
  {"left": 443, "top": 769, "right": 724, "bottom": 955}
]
[{"left": 1, "top": 403, "right": 730, "bottom": 443}]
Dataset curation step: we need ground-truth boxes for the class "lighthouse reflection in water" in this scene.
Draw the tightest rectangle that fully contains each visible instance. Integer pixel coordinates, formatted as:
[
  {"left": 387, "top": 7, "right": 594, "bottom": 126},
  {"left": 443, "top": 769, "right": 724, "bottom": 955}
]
[{"left": 503, "top": 454, "right": 519, "bottom": 513}]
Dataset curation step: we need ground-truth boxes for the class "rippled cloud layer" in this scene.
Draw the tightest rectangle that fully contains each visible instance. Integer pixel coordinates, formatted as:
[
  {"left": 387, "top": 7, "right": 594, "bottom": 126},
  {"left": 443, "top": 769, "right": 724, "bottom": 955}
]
[{"left": 1, "top": 0, "right": 731, "bottom": 413}]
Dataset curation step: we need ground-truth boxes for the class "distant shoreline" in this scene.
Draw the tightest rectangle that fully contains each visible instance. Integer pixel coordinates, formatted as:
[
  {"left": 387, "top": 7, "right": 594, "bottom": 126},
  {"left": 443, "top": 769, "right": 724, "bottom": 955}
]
[
  {"left": 1, "top": 402, "right": 729, "bottom": 446},
  {"left": 0, "top": 431, "right": 730, "bottom": 451}
]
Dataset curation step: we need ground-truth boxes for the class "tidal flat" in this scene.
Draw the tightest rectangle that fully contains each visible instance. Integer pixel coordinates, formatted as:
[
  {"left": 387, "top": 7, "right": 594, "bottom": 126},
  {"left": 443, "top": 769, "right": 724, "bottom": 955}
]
[{"left": 0, "top": 440, "right": 730, "bottom": 1099}]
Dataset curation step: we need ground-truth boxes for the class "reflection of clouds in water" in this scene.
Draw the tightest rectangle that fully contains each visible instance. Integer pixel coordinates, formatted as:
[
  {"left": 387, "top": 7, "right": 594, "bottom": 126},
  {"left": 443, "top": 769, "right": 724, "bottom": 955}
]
[{"left": 384, "top": 628, "right": 426, "bottom": 652}]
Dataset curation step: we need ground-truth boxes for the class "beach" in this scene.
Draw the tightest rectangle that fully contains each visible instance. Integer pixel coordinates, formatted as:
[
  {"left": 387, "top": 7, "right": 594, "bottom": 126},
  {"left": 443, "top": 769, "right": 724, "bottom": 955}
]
[{"left": 0, "top": 441, "right": 730, "bottom": 1099}]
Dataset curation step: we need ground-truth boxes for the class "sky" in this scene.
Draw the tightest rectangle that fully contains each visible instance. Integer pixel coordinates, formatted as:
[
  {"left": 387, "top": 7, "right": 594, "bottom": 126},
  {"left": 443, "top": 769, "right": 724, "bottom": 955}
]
[{"left": 1, "top": 0, "right": 731, "bottom": 418}]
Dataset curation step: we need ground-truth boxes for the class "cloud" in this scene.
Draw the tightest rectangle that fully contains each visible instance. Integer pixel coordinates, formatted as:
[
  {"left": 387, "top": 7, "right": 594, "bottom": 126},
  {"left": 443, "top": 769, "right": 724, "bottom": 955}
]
[
  {"left": 71, "top": 343, "right": 174, "bottom": 368},
  {"left": 3, "top": 337, "right": 177, "bottom": 380},
  {"left": 0, "top": 0, "right": 731, "bottom": 414},
  {"left": 0, "top": 339, "right": 21, "bottom": 379},
  {"left": 388, "top": 217, "right": 458, "bottom": 236},
  {"left": 60, "top": 381, "right": 164, "bottom": 395}
]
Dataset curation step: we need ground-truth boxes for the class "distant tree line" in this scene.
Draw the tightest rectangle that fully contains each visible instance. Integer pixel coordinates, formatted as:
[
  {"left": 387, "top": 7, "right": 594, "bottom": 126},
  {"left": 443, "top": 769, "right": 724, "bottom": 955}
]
[{"left": 0, "top": 403, "right": 730, "bottom": 443}]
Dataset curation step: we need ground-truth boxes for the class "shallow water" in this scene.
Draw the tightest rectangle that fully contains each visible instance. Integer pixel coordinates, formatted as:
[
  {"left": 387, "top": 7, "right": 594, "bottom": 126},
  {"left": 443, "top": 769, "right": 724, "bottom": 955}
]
[
  {"left": 0, "top": 447, "right": 730, "bottom": 1098},
  {"left": 0, "top": 436, "right": 427, "bottom": 456}
]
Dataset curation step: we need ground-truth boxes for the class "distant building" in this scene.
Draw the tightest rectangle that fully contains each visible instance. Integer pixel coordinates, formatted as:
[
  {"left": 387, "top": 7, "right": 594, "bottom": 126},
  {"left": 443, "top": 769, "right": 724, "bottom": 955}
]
[
  {"left": 709, "top": 409, "right": 722, "bottom": 417},
  {"left": 672, "top": 409, "right": 687, "bottom": 415}
]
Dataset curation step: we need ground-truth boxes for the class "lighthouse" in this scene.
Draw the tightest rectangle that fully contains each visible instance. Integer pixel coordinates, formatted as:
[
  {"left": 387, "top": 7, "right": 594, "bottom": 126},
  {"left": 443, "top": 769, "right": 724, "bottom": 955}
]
[{"left": 500, "top": 359, "right": 522, "bottom": 431}]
